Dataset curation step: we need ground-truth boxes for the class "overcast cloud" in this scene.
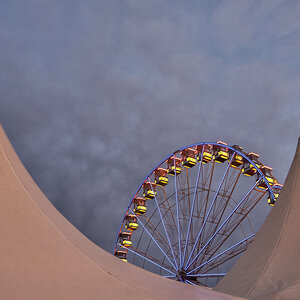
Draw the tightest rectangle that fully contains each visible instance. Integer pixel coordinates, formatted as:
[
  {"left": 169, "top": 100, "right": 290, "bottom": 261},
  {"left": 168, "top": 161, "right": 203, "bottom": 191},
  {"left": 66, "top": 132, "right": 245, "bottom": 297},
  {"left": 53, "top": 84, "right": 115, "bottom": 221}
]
[{"left": 0, "top": 0, "right": 300, "bottom": 252}]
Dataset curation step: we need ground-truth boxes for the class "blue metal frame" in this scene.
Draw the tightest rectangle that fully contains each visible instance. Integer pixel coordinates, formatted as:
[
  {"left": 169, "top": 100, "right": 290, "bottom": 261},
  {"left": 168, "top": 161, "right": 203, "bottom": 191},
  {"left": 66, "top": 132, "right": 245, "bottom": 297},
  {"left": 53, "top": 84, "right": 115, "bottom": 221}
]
[
  {"left": 163, "top": 275, "right": 177, "bottom": 278},
  {"left": 186, "top": 273, "right": 226, "bottom": 278},
  {"left": 119, "top": 244, "right": 176, "bottom": 275},
  {"left": 148, "top": 179, "right": 179, "bottom": 269},
  {"left": 182, "top": 146, "right": 204, "bottom": 268},
  {"left": 186, "top": 180, "right": 260, "bottom": 271},
  {"left": 190, "top": 233, "right": 255, "bottom": 273},
  {"left": 128, "top": 208, "right": 177, "bottom": 270},
  {"left": 184, "top": 154, "right": 235, "bottom": 269},
  {"left": 114, "top": 141, "right": 279, "bottom": 272},
  {"left": 173, "top": 155, "right": 182, "bottom": 268},
  {"left": 185, "top": 279, "right": 197, "bottom": 286}
]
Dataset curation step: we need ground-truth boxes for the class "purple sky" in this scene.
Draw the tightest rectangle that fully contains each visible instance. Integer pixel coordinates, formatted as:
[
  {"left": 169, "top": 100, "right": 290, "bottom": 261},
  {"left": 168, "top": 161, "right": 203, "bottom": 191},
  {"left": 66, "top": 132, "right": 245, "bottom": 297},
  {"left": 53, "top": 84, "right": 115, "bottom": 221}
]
[{"left": 1, "top": 0, "right": 300, "bottom": 252}]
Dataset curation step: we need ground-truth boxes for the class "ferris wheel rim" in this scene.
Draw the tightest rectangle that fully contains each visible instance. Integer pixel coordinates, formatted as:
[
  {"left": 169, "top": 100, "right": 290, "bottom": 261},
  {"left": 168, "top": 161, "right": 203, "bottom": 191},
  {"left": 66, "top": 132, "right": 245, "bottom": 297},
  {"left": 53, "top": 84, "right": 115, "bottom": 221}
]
[
  {"left": 114, "top": 141, "right": 280, "bottom": 252},
  {"left": 113, "top": 141, "right": 282, "bottom": 286}
]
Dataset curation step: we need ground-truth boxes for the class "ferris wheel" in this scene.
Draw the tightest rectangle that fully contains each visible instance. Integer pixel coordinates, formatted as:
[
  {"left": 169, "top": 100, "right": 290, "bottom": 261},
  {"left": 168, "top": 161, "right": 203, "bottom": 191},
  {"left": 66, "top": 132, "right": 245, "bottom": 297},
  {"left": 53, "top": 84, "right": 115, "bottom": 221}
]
[{"left": 113, "top": 141, "right": 282, "bottom": 287}]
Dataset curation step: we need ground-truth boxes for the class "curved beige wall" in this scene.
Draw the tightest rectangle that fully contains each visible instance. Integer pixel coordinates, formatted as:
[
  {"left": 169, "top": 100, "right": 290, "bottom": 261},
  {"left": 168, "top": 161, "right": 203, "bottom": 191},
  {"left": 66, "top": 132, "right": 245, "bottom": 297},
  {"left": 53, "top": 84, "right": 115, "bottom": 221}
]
[
  {"left": 215, "top": 139, "right": 300, "bottom": 299},
  {"left": 1, "top": 123, "right": 299, "bottom": 300},
  {"left": 0, "top": 125, "right": 241, "bottom": 300}
]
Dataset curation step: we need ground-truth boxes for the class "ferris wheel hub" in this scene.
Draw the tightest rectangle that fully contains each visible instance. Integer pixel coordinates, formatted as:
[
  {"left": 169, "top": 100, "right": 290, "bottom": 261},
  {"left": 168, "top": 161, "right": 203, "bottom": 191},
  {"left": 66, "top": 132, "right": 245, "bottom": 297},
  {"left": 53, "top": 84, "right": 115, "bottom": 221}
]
[{"left": 177, "top": 269, "right": 187, "bottom": 282}]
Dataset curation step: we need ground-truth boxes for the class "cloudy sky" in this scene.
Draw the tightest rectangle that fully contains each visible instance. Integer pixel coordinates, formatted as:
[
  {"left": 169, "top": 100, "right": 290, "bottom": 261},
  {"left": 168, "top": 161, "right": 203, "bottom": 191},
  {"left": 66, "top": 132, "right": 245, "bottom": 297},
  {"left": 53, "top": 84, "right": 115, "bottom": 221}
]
[{"left": 0, "top": 0, "right": 300, "bottom": 252}]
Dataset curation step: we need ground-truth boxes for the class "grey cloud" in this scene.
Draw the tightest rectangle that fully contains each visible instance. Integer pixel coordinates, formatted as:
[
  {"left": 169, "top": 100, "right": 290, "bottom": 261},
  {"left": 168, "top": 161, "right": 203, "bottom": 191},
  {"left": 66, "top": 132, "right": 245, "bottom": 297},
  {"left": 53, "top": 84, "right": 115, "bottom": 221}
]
[{"left": 0, "top": 0, "right": 299, "bottom": 255}]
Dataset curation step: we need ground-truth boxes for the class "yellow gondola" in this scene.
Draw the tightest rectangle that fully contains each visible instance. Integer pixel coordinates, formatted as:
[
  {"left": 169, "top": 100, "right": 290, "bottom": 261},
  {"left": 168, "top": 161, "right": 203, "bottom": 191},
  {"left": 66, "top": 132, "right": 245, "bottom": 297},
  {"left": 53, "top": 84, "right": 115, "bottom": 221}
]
[
  {"left": 154, "top": 168, "right": 169, "bottom": 186},
  {"left": 257, "top": 176, "right": 275, "bottom": 190},
  {"left": 125, "top": 215, "right": 139, "bottom": 231},
  {"left": 231, "top": 154, "right": 243, "bottom": 167},
  {"left": 119, "top": 232, "right": 132, "bottom": 248},
  {"left": 257, "top": 180, "right": 267, "bottom": 190},
  {"left": 198, "top": 151, "right": 213, "bottom": 164},
  {"left": 115, "top": 250, "right": 127, "bottom": 262},
  {"left": 242, "top": 163, "right": 260, "bottom": 176},
  {"left": 122, "top": 240, "right": 132, "bottom": 247},
  {"left": 143, "top": 189, "right": 156, "bottom": 199},
  {"left": 266, "top": 176, "right": 275, "bottom": 185},
  {"left": 126, "top": 222, "right": 138, "bottom": 231},
  {"left": 267, "top": 191, "right": 279, "bottom": 206},
  {"left": 155, "top": 176, "right": 168, "bottom": 186},
  {"left": 214, "top": 150, "right": 229, "bottom": 163},
  {"left": 142, "top": 182, "right": 157, "bottom": 199},
  {"left": 267, "top": 183, "right": 282, "bottom": 206},
  {"left": 268, "top": 197, "right": 275, "bottom": 206},
  {"left": 257, "top": 166, "right": 275, "bottom": 189},
  {"left": 182, "top": 157, "right": 197, "bottom": 168},
  {"left": 134, "top": 205, "right": 147, "bottom": 214},
  {"left": 133, "top": 197, "right": 147, "bottom": 215},
  {"left": 168, "top": 165, "right": 181, "bottom": 175},
  {"left": 167, "top": 156, "right": 182, "bottom": 175}
]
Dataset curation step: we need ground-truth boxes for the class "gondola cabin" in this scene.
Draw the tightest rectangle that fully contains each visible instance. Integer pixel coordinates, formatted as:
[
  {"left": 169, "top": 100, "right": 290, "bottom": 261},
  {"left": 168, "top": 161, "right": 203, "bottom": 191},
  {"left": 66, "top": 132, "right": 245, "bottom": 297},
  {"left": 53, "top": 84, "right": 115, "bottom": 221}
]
[
  {"left": 232, "top": 145, "right": 244, "bottom": 152},
  {"left": 213, "top": 141, "right": 229, "bottom": 163},
  {"left": 144, "top": 189, "right": 156, "bottom": 199},
  {"left": 125, "top": 214, "right": 139, "bottom": 231},
  {"left": 214, "top": 150, "right": 229, "bottom": 163},
  {"left": 242, "top": 152, "right": 261, "bottom": 176},
  {"left": 181, "top": 147, "right": 197, "bottom": 168},
  {"left": 133, "top": 197, "right": 147, "bottom": 215},
  {"left": 135, "top": 205, "right": 147, "bottom": 214},
  {"left": 268, "top": 183, "right": 283, "bottom": 206},
  {"left": 197, "top": 144, "right": 213, "bottom": 164},
  {"left": 115, "top": 250, "right": 128, "bottom": 262},
  {"left": 167, "top": 156, "right": 182, "bottom": 175},
  {"left": 230, "top": 153, "right": 243, "bottom": 168},
  {"left": 267, "top": 192, "right": 276, "bottom": 206},
  {"left": 182, "top": 156, "right": 197, "bottom": 168},
  {"left": 119, "top": 232, "right": 132, "bottom": 248},
  {"left": 142, "top": 182, "right": 157, "bottom": 199},
  {"left": 257, "top": 166, "right": 275, "bottom": 189},
  {"left": 154, "top": 168, "right": 169, "bottom": 186},
  {"left": 242, "top": 163, "right": 257, "bottom": 176}
]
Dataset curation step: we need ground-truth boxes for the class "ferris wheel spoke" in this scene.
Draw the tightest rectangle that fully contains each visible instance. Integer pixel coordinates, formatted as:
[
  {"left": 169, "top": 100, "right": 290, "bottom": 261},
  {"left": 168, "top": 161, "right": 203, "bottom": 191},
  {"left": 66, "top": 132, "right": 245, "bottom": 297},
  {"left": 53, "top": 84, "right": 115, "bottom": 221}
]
[
  {"left": 182, "top": 146, "right": 204, "bottom": 268},
  {"left": 148, "top": 179, "right": 179, "bottom": 269},
  {"left": 196, "top": 162, "right": 215, "bottom": 252},
  {"left": 142, "top": 223, "right": 164, "bottom": 270},
  {"left": 210, "top": 169, "right": 242, "bottom": 234},
  {"left": 186, "top": 178, "right": 259, "bottom": 270},
  {"left": 200, "top": 243, "right": 249, "bottom": 275},
  {"left": 194, "top": 169, "right": 242, "bottom": 266},
  {"left": 185, "top": 279, "right": 197, "bottom": 286},
  {"left": 187, "top": 233, "right": 254, "bottom": 275},
  {"left": 133, "top": 225, "right": 146, "bottom": 265},
  {"left": 129, "top": 208, "right": 177, "bottom": 270},
  {"left": 155, "top": 187, "right": 179, "bottom": 251},
  {"left": 201, "top": 162, "right": 215, "bottom": 225},
  {"left": 132, "top": 205, "right": 172, "bottom": 266},
  {"left": 119, "top": 244, "right": 176, "bottom": 275},
  {"left": 185, "top": 155, "right": 235, "bottom": 269},
  {"left": 174, "top": 155, "right": 182, "bottom": 269},
  {"left": 199, "top": 188, "right": 266, "bottom": 266},
  {"left": 140, "top": 214, "right": 171, "bottom": 250},
  {"left": 161, "top": 187, "right": 177, "bottom": 232},
  {"left": 187, "top": 273, "right": 226, "bottom": 278}
]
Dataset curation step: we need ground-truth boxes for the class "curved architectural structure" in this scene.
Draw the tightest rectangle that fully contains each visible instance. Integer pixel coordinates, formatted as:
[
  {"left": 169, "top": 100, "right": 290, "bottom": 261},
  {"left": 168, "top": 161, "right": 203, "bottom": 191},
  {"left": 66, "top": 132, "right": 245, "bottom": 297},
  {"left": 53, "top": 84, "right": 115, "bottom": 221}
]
[
  {"left": 114, "top": 142, "right": 281, "bottom": 286},
  {"left": 0, "top": 125, "right": 242, "bottom": 299},
  {"left": 0, "top": 123, "right": 299, "bottom": 299},
  {"left": 215, "top": 138, "right": 300, "bottom": 299}
]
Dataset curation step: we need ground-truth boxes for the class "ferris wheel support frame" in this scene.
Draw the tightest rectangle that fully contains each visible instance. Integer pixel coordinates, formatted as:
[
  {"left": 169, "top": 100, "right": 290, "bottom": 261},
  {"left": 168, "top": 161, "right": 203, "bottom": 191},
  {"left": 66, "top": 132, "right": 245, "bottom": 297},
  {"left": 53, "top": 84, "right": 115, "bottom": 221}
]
[{"left": 114, "top": 142, "right": 281, "bottom": 285}]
